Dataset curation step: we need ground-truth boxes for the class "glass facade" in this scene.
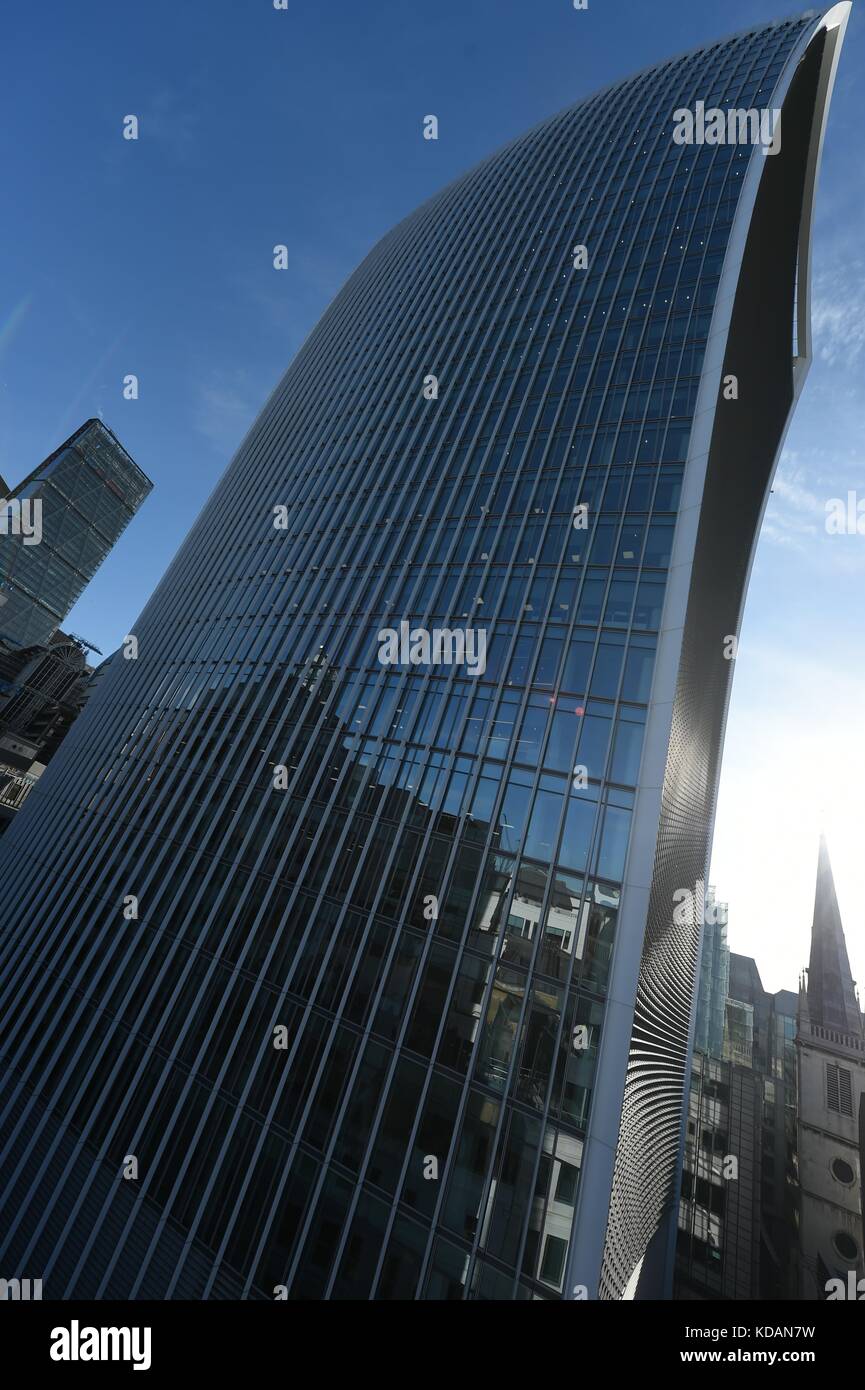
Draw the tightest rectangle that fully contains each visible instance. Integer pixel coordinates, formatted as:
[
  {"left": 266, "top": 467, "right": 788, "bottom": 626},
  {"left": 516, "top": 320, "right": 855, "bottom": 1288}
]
[
  {"left": 676, "top": 952, "right": 801, "bottom": 1301},
  {"left": 0, "top": 419, "right": 152, "bottom": 650},
  {"left": 694, "top": 890, "right": 730, "bottom": 1060},
  {"left": 0, "top": 11, "right": 846, "bottom": 1300}
]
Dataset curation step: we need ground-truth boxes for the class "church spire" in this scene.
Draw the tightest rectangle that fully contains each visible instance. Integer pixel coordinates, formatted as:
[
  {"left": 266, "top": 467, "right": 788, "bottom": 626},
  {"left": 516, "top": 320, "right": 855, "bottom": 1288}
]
[{"left": 806, "top": 836, "right": 862, "bottom": 1036}]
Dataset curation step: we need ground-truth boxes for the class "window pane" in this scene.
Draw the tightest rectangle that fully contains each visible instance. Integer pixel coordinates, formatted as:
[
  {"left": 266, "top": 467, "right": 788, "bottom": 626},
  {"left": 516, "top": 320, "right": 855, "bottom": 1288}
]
[
  {"left": 477, "top": 965, "right": 526, "bottom": 1091},
  {"left": 375, "top": 1215, "right": 427, "bottom": 1300},
  {"left": 516, "top": 701, "right": 549, "bottom": 764},
  {"left": 561, "top": 635, "right": 593, "bottom": 692},
  {"left": 595, "top": 805, "right": 632, "bottom": 883},
  {"left": 524, "top": 788, "right": 564, "bottom": 862},
  {"left": 610, "top": 717, "right": 645, "bottom": 785},
  {"left": 576, "top": 714, "right": 611, "bottom": 779},
  {"left": 498, "top": 777, "right": 532, "bottom": 853},
  {"left": 438, "top": 954, "right": 492, "bottom": 1073},
  {"left": 590, "top": 641, "right": 624, "bottom": 699},
  {"left": 539, "top": 868, "right": 586, "bottom": 980},
  {"left": 559, "top": 795, "right": 596, "bottom": 874},
  {"left": 545, "top": 707, "right": 581, "bottom": 772},
  {"left": 444, "top": 1090, "right": 501, "bottom": 1240}
]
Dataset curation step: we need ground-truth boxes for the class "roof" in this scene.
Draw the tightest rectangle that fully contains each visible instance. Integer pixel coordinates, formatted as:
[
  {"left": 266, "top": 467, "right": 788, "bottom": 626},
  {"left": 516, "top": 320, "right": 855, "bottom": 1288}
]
[{"left": 806, "top": 835, "right": 862, "bottom": 1035}]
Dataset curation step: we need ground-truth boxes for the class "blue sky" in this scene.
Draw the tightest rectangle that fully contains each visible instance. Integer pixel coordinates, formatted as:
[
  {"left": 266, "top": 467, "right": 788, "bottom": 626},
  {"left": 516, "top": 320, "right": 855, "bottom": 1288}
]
[{"left": 2, "top": 0, "right": 863, "bottom": 994}]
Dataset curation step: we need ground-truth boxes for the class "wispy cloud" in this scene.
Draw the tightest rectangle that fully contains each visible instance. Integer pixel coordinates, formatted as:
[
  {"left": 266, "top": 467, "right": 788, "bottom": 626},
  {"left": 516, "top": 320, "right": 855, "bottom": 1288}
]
[
  {"left": 192, "top": 368, "right": 258, "bottom": 455},
  {"left": 758, "top": 448, "right": 865, "bottom": 573},
  {"left": 101, "top": 87, "right": 205, "bottom": 170},
  {"left": 761, "top": 451, "right": 823, "bottom": 552},
  {"left": 140, "top": 88, "right": 204, "bottom": 163},
  {"left": 811, "top": 258, "right": 865, "bottom": 366},
  {"left": 230, "top": 244, "right": 352, "bottom": 343}
]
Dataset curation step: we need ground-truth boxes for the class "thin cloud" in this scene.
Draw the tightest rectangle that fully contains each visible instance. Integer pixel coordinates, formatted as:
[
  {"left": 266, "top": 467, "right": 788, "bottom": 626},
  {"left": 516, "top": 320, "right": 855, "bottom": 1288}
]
[
  {"left": 193, "top": 368, "right": 258, "bottom": 455},
  {"left": 811, "top": 259, "right": 865, "bottom": 366}
]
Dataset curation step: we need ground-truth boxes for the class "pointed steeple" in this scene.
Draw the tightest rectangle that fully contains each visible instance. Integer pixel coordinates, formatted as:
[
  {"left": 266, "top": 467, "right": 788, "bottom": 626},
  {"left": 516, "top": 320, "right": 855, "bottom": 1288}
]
[{"left": 806, "top": 836, "right": 862, "bottom": 1036}]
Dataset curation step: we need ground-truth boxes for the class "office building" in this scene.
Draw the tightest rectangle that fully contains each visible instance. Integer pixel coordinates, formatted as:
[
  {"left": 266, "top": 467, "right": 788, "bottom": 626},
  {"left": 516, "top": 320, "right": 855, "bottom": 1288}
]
[
  {"left": 0, "top": 9, "right": 850, "bottom": 1299},
  {"left": 0, "top": 419, "right": 151, "bottom": 824}
]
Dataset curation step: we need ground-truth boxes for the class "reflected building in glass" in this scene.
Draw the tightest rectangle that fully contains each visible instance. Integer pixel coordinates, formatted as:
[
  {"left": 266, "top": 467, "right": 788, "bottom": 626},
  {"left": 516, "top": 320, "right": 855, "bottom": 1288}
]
[{"left": 0, "top": 7, "right": 850, "bottom": 1300}]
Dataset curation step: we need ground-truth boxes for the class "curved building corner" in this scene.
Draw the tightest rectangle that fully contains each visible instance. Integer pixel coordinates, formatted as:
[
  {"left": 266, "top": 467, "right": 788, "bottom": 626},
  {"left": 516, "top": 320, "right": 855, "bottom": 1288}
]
[{"left": 586, "top": 3, "right": 851, "bottom": 1301}]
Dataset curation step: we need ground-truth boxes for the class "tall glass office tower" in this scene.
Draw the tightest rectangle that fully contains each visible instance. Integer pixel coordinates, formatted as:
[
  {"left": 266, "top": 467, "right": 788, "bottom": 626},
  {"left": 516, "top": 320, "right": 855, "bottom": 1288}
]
[
  {"left": 0, "top": 7, "right": 848, "bottom": 1300},
  {"left": 0, "top": 419, "right": 152, "bottom": 650},
  {"left": 0, "top": 421, "right": 152, "bottom": 828}
]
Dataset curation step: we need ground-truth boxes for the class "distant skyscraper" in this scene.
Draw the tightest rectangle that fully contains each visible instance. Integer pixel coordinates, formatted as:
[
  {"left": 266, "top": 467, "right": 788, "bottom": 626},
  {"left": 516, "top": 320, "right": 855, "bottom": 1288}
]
[
  {"left": 0, "top": 419, "right": 152, "bottom": 650},
  {"left": 797, "top": 837, "right": 865, "bottom": 1299},
  {"left": 0, "top": 8, "right": 850, "bottom": 1300},
  {"left": 0, "top": 420, "right": 152, "bottom": 825}
]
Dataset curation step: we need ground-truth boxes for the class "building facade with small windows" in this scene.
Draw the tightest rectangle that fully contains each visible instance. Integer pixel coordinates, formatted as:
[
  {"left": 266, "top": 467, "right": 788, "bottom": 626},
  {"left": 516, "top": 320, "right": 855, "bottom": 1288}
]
[{"left": 0, "top": 9, "right": 850, "bottom": 1300}]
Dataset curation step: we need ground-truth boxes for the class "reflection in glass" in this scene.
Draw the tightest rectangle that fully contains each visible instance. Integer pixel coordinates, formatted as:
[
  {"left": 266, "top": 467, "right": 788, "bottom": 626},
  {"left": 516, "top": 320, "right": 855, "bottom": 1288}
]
[
  {"left": 515, "top": 982, "right": 563, "bottom": 1108},
  {"left": 581, "top": 881, "right": 620, "bottom": 992},
  {"left": 609, "top": 713, "right": 645, "bottom": 785},
  {"left": 423, "top": 1237, "right": 469, "bottom": 1300},
  {"left": 552, "top": 994, "right": 602, "bottom": 1127},
  {"left": 538, "top": 868, "right": 589, "bottom": 980},
  {"left": 469, "top": 852, "right": 514, "bottom": 954},
  {"left": 477, "top": 965, "right": 526, "bottom": 1091},
  {"left": 524, "top": 1128, "right": 584, "bottom": 1292},
  {"left": 497, "top": 772, "right": 532, "bottom": 853},
  {"left": 443, "top": 1090, "right": 500, "bottom": 1240},
  {"left": 559, "top": 793, "right": 596, "bottom": 874},
  {"left": 438, "top": 954, "right": 492, "bottom": 1073},
  {"left": 523, "top": 787, "right": 564, "bottom": 863},
  {"left": 502, "top": 861, "right": 548, "bottom": 969},
  {"left": 515, "top": 700, "right": 549, "bottom": 764},
  {"left": 482, "top": 1108, "right": 542, "bottom": 1267},
  {"left": 595, "top": 803, "right": 632, "bottom": 881}
]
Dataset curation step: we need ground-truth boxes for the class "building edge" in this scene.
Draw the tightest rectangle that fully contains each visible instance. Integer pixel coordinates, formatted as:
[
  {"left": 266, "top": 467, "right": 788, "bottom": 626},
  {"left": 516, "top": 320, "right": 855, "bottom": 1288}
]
[{"left": 567, "top": 2, "right": 851, "bottom": 1301}]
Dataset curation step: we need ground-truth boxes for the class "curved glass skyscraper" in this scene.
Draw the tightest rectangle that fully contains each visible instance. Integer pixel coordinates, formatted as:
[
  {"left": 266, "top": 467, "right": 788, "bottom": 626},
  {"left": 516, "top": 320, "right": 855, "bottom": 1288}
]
[{"left": 0, "top": 6, "right": 849, "bottom": 1300}]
